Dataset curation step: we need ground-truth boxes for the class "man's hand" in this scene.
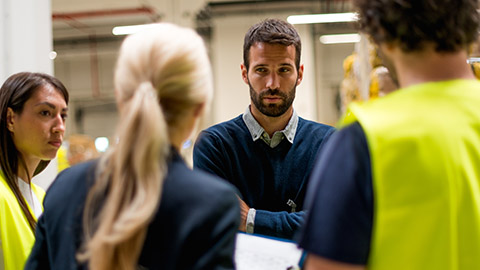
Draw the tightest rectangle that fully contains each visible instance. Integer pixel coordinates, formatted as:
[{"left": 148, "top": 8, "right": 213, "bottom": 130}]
[{"left": 237, "top": 196, "right": 250, "bottom": 232}]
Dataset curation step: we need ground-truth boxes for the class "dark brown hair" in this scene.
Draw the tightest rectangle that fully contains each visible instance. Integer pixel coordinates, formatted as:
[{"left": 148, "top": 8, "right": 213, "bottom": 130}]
[
  {"left": 0, "top": 72, "right": 69, "bottom": 231},
  {"left": 354, "top": 0, "right": 480, "bottom": 52},
  {"left": 243, "top": 18, "right": 302, "bottom": 70}
]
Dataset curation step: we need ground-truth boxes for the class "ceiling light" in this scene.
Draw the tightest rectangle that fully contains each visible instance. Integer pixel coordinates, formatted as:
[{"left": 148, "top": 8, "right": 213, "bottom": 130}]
[
  {"left": 112, "top": 24, "right": 156, "bottom": 36},
  {"left": 467, "top": 57, "right": 480, "bottom": 64},
  {"left": 319, "top": 33, "right": 361, "bottom": 44},
  {"left": 49, "top": 51, "right": 57, "bottom": 60},
  {"left": 95, "top": 137, "right": 109, "bottom": 152},
  {"left": 287, "top": 12, "right": 357, "bottom": 25}
]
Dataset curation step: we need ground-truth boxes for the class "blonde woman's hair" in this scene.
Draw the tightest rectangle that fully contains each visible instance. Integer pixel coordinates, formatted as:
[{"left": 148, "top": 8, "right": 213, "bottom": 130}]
[{"left": 78, "top": 23, "right": 213, "bottom": 270}]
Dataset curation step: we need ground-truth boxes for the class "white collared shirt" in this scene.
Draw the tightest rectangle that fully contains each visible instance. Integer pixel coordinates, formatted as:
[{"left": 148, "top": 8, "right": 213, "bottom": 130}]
[{"left": 242, "top": 106, "right": 299, "bottom": 148}]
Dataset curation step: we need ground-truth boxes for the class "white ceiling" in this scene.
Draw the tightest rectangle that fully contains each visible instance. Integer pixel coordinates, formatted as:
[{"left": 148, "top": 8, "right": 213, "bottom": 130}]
[
  {"left": 51, "top": 0, "right": 353, "bottom": 42},
  {"left": 51, "top": 0, "right": 209, "bottom": 40}
]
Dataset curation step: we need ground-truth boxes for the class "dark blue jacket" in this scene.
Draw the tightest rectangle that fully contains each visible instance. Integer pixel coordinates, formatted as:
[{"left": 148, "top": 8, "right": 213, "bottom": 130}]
[
  {"left": 193, "top": 115, "right": 334, "bottom": 239},
  {"left": 25, "top": 150, "right": 240, "bottom": 270}
]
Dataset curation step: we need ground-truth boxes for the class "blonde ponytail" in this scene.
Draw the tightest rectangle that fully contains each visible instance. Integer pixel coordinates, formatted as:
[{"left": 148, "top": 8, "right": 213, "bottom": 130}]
[
  {"left": 79, "top": 22, "right": 213, "bottom": 270},
  {"left": 80, "top": 81, "right": 168, "bottom": 270}
]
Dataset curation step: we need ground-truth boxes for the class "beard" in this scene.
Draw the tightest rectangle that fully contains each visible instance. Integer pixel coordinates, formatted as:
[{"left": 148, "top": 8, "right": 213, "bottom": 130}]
[{"left": 249, "top": 81, "right": 296, "bottom": 117}]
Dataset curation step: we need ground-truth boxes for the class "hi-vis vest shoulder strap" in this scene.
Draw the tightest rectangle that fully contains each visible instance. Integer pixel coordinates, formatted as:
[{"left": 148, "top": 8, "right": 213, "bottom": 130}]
[
  {"left": 340, "top": 79, "right": 480, "bottom": 270},
  {"left": 0, "top": 174, "right": 45, "bottom": 270}
]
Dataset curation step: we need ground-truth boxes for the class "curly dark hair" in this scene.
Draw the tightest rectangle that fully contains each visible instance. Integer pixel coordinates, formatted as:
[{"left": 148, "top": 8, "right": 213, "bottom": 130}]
[
  {"left": 354, "top": 0, "right": 480, "bottom": 52},
  {"left": 243, "top": 18, "right": 301, "bottom": 71}
]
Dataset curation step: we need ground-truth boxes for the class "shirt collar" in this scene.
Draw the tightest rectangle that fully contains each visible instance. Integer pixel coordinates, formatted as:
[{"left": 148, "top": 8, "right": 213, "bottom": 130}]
[{"left": 242, "top": 105, "right": 298, "bottom": 144}]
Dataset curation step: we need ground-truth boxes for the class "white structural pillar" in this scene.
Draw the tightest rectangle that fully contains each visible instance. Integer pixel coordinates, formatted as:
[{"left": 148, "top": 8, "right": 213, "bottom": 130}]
[
  {"left": 0, "top": 0, "right": 57, "bottom": 190},
  {"left": 0, "top": 0, "right": 53, "bottom": 82}
]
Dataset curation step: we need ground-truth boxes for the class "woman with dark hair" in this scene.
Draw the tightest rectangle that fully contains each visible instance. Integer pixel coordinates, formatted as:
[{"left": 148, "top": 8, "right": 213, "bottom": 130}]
[{"left": 0, "top": 72, "right": 69, "bottom": 270}]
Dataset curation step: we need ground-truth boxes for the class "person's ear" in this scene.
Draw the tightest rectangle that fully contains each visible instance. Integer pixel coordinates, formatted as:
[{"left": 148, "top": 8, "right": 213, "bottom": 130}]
[
  {"left": 241, "top": 63, "right": 249, "bottom": 85},
  {"left": 297, "top": 64, "right": 304, "bottom": 85},
  {"left": 6, "top": 108, "right": 15, "bottom": 132}
]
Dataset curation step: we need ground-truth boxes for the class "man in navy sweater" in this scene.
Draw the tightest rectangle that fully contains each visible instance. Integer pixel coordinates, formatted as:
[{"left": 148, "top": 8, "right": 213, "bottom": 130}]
[{"left": 193, "top": 18, "right": 334, "bottom": 239}]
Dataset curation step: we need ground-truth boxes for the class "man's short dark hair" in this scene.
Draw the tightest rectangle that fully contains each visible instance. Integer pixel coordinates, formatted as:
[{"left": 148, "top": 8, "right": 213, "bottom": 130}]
[
  {"left": 354, "top": 0, "right": 480, "bottom": 52},
  {"left": 243, "top": 18, "right": 301, "bottom": 71}
]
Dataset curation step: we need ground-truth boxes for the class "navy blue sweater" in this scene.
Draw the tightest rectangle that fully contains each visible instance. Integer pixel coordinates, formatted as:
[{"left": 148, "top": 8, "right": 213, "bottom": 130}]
[{"left": 193, "top": 115, "right": 334, "bottom": 239}]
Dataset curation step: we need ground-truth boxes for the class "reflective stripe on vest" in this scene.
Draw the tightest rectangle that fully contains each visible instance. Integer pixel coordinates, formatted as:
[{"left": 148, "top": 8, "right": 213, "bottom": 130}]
[
  {"left": 341, "top": 79, "right": 480, "bottom": 270},
  {"left": 0, "top": 174, "right": 45, "bottom": 270}
]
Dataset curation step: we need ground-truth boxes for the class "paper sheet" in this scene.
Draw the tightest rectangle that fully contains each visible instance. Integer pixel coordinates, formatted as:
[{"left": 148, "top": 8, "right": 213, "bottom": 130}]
[{"left": 235, "top": 233, "right": 303, "bottom": 270}]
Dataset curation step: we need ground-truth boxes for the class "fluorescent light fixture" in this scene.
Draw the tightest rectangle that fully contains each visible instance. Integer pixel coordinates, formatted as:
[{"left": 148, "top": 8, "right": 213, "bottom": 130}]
[
  {"left": 467, "top": 57, "right": 480, "bottom": 64},
  {"left": 49, "top": 51, "right": 57, "bottom": 60},
  {"left": 95, "top": 137, "right": 109, "bottom": 152},
  {"left": 112, "top": 24, "right": 156, "bottom": 36},
  {"left": 319, "top": 33, "right": 361, "bottom": 44},
  {"left": 287, "top": 12, "right": 357, "bottom": 25}
]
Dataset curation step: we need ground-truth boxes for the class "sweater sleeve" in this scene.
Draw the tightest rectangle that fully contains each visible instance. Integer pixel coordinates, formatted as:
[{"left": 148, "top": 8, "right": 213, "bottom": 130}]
[
  {"left": 193, "top": 131, "right": 229, "bottom": 181},
  {"left": 253, "top": 210, "right": 305, "bottom": 239}
]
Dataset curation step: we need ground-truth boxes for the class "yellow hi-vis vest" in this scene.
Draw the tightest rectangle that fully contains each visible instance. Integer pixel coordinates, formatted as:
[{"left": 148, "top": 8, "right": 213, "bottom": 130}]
[
  {"left": 341, "top": 79, "right": 480, "bottom": 270},
  {"left": 0, "top": 174, "right": 45, "bottom": 270}
]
